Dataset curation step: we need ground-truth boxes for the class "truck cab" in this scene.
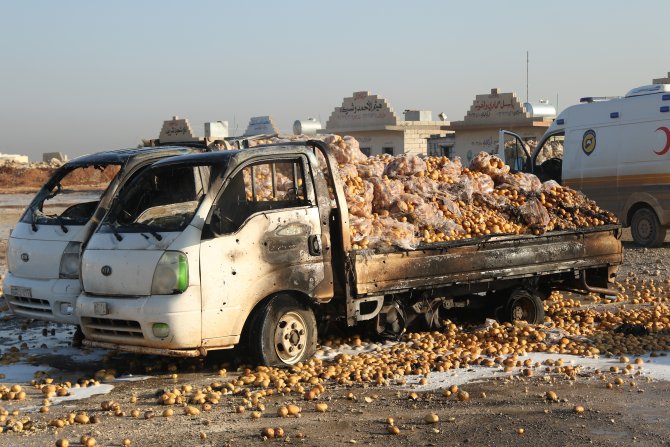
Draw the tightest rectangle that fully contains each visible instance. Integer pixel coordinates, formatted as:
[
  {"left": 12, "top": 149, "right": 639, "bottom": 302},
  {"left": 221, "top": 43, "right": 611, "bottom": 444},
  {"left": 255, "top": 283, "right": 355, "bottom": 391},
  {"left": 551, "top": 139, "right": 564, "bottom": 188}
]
[
  {"left": 3, "top": 146, "right": 203, "bottom": 324},
  {"left": 500, "top": 83, "right": 670, "bottom": 247},
  {"left": 77, "top": 143, "right": 337, "bottom": 365}
]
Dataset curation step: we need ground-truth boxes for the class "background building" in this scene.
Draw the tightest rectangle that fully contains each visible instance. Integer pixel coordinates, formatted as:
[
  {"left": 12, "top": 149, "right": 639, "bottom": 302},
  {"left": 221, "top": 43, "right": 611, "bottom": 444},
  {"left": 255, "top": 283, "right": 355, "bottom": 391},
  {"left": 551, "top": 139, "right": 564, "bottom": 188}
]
[
  {"left": 0, "top": 153, "right": 29, "bottom": 164},
  {"left": 322, "top": 91, "right": 451, "bottom": 156},
  {"left": 447, "top": 88, "right": 555, "bottom": 163},
  {"left": 244, "top": 116, "right": 280, "bottom": 136},
  {"left": 653, "top": 72, "right": 670, "bottom": 84}
]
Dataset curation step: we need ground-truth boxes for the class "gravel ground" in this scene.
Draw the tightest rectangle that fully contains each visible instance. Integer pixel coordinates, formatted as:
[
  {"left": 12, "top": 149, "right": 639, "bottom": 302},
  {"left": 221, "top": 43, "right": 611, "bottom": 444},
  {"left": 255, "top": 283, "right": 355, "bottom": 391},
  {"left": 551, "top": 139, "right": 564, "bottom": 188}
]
[{"left": 1, "top": 209, "right": 670, "bottom": 447}]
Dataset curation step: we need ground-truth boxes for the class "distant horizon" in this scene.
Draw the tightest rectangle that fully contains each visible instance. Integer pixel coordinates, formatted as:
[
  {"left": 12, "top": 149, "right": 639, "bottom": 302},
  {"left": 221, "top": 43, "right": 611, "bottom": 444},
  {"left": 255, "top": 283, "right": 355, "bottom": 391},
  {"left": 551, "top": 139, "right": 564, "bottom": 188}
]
[{"left": 1, "top": 0, "right": 668, "bottom": 161}]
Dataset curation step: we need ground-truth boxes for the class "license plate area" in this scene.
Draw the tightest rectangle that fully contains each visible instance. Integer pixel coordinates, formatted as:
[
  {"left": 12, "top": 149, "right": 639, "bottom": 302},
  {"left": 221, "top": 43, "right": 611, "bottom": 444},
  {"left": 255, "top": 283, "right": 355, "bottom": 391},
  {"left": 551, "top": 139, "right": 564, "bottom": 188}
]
[
  {"left": 94, "top": 302, "right": 109, "bottom": 316},
  {"left": 10, "top": 286, "right": 32, "bottom": 298}
]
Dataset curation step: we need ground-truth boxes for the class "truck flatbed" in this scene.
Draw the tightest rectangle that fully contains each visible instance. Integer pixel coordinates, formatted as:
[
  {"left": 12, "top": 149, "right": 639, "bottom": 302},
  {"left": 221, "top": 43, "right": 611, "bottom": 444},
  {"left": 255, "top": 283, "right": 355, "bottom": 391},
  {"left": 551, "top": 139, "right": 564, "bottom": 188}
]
[{"left": 351, "top": 225, "right": 622, "bottom": 296}]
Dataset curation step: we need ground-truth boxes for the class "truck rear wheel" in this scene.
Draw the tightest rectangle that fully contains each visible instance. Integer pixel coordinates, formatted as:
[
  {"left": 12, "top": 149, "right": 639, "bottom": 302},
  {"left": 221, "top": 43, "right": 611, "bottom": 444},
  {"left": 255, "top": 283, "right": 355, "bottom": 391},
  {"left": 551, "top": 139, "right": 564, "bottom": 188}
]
[
  {"left": 631, "top": 208, "right": 666, "bottom": 247},
  {"left": 247, "top": 294, "right": 317, "bottom": 367},
  {"left": 503, "top": 289, "right": 545, "bottom": 324}
]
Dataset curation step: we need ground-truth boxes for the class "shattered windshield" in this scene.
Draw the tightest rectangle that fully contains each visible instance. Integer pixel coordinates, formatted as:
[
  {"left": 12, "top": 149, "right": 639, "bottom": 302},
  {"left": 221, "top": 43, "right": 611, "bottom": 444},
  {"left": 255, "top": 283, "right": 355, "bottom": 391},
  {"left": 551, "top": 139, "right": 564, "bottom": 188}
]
[
  {"left": 20, "top": 164, "right": 121, "bottom": 228},
  {"left": 100, "top": 164, "right": 212, "bottom": 234}
]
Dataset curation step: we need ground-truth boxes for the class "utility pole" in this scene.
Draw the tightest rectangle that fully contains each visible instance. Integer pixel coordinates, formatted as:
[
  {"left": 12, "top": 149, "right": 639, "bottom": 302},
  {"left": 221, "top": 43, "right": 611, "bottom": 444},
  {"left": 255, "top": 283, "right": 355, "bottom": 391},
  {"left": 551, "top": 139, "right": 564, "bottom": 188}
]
[{"left": 526, "top": 51, "right": 529, "bottom": 104}]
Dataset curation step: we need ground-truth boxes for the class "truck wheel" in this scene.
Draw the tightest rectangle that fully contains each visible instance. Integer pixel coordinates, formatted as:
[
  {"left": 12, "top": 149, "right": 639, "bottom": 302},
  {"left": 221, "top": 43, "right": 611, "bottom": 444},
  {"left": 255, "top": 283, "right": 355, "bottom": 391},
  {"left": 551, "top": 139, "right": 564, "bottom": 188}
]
[
  {"left": 503, "top": 289, "right": 545, "bottom": 324},
  {"left": 247, "top": 294, "right": 317, "bottom": 367},
  {"left": 631, "top": 208, "right": 666, "bottom": 247}
]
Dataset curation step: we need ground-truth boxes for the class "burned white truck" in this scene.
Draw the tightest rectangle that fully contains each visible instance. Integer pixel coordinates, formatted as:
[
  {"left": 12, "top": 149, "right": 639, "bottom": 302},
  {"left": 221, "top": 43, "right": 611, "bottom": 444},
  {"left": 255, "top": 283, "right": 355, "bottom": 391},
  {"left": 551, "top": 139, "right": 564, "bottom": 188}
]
[
  {"left": 76, "top": 140, "right": 622, "bottom": 366},
  {"left": 3, "top": 146, "right": 205, "bottom": 324}
]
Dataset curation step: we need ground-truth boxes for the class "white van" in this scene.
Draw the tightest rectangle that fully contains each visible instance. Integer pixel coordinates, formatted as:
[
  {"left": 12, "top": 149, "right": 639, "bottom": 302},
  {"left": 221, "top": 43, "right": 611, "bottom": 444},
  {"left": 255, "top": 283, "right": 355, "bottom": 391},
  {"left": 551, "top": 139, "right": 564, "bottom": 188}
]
[
  {"left": 3, "top": 146, "right": 201, "bottom": 324},
  {"left": 500, "top": 83, "right": 670, "bottom": 247}
]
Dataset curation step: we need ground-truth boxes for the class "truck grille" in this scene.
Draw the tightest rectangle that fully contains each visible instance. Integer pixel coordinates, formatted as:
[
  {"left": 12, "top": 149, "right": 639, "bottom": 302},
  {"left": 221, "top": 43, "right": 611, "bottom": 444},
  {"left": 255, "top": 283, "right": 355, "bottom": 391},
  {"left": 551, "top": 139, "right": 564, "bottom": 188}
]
[
  {"left": 7, "top": 295, "right": 53, "bottom": 315},
  {"left": 83, "top": 317, "right": 144, "bottom": 338}
]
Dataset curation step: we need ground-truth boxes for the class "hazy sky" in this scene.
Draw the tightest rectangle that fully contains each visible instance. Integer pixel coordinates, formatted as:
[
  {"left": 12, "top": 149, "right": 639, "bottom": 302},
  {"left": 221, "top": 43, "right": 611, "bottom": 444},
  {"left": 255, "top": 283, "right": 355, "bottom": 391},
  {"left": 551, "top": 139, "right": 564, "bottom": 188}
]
[{"left": 1, "top": 0, "right": 669, "bottom": 160}]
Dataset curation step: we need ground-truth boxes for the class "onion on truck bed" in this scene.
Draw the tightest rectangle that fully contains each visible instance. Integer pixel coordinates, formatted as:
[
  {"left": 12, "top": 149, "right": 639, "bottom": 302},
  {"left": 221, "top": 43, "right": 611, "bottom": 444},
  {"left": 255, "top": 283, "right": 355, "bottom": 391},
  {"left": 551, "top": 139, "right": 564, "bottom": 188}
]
[{"left": 243, "top": 134, "right": 617, "bottom": 250}]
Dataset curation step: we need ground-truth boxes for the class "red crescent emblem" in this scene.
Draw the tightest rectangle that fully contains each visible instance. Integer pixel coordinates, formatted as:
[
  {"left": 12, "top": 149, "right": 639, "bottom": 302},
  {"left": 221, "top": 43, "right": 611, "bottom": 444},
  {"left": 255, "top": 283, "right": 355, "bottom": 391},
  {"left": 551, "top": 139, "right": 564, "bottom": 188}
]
[{"left": 654, "top": 126, "right": 670, "bottom": 155}]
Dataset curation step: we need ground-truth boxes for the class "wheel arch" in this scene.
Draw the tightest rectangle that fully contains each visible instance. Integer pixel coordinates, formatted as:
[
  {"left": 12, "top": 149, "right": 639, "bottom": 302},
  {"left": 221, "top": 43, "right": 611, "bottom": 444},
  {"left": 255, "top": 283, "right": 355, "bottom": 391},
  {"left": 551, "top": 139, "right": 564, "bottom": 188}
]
[
  {"left": 239, "top": 289, "right": 316, "bottom": 344},
  {"left": 623, "top": 195, "right": 665, "bottom": 226}
]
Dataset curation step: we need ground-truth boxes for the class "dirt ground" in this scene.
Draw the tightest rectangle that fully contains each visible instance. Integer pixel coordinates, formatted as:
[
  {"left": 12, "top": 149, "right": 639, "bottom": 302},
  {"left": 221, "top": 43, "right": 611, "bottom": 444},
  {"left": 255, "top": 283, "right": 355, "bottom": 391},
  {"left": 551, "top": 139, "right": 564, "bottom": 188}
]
[
  {"left": 0, "top": 164, "right": 118, "bottom": 194},
  {"left": 1, "top": 208, "right": 670, "bottom": 447}
]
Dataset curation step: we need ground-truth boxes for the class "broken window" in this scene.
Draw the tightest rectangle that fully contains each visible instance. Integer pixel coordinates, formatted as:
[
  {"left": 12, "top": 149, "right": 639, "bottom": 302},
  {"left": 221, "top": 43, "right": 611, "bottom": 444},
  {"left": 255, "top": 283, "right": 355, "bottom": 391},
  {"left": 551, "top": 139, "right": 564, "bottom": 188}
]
[
  {"left": 207, "top": 159, "right": 310, "bottom": 236},
  {"left": 102, "top": 164, "right": 210, "bottom": 234},
  {"left": 21, "top": 164, "right": 121, "bottom": 228}
]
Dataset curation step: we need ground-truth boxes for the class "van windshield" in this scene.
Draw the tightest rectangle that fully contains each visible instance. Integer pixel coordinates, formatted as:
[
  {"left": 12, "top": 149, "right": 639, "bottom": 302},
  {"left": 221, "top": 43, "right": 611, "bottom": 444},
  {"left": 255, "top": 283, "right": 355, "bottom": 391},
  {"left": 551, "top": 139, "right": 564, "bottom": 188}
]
[
  {"left": 100, "top": 164, "right": 213, "bottom": 234},
  {"left": 21, "top": 164, "right": 121, "bottom": 228}
]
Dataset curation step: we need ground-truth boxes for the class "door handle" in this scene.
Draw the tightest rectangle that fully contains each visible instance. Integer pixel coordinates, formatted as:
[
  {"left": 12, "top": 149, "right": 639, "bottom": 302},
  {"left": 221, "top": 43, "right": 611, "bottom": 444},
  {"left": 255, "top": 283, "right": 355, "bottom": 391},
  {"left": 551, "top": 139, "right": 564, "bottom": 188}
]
[{"left": 308, "top": 235, "right": 321, "bottom": 256}]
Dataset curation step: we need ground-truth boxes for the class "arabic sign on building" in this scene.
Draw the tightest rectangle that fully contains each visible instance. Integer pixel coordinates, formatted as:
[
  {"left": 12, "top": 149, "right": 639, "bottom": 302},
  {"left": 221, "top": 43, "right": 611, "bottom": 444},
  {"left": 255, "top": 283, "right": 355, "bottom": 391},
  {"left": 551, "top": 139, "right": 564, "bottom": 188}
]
[
  {"left": 463, "top": 88, "right": 528, "bottom": 124},
  {"left": 325, "top": 91, "right": 398, "bottom": 130},
  {"left": 244, "top": 116, "right": 280, "bottom": 136},
  {"left": 159, "top": 116, "right": 199, "bottom": 143}
]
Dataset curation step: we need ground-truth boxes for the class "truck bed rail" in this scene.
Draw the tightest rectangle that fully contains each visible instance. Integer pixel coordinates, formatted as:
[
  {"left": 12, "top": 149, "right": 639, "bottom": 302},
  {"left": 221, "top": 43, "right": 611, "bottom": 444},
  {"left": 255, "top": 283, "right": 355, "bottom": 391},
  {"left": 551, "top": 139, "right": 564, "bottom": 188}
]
[{"left": 350, "top": 225, "right": 622, "bottom": 296}]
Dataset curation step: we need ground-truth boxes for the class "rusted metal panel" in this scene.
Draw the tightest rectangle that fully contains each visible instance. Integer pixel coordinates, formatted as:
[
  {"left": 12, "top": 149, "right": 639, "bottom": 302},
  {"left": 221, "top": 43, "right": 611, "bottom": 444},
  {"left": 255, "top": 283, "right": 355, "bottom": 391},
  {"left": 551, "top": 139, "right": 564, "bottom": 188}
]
[{"left": 352, "top": 227, "right": 622, "bottom": 296}]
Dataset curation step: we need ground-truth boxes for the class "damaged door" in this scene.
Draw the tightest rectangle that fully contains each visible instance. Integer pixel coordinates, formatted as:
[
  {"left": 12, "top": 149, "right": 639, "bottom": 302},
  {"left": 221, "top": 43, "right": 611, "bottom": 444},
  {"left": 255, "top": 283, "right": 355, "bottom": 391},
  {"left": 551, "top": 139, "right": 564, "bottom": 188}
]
[{"left": 199, "top": 155, "right": 328, "bottom": 346}]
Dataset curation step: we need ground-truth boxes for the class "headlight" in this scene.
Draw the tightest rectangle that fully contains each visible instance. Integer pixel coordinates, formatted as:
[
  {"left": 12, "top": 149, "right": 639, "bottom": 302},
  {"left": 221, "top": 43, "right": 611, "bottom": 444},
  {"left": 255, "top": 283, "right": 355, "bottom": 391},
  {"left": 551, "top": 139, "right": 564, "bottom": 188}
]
[
  {"left": 151, "top": 251, "right": 189, "bottom": 295},
  {"left": 59, "top": 242, "right": 81, "bottom": 279},
  {"left": 59, "top": 302, "right": 74, "bottom": 316}
]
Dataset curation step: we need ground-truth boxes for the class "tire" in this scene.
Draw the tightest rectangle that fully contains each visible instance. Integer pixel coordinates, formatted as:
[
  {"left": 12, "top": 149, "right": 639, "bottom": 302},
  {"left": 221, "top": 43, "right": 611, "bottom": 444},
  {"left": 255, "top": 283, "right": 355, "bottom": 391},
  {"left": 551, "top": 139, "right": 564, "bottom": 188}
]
[
  {"left": 247, "top": 294, "right": 317, "bottom": 367},
  {"left": 631, "top": 208, "right": 666, "bottom": 248},
  {"left": 72, "top": 325, "right": 84, "bottom": 348},
  {"left": 503, "top": 289, "right": 545, "bottom": 324}
]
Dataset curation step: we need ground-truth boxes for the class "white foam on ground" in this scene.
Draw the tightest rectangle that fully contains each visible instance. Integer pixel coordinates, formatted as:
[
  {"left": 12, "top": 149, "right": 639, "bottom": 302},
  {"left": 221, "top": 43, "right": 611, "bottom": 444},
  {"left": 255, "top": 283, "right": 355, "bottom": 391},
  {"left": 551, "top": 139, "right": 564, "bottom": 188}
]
[
  {"left": 113, "top": 375, "right": 153, "bottom": 382},
  {"left": 19, "top": 383, "right": 116, "bottom": 412},
  {"left": 50, "top": 383, "right": 114, "bottom": 404},
  {"left": 401, "top": 351, "right": 670, "bottom": 391}
]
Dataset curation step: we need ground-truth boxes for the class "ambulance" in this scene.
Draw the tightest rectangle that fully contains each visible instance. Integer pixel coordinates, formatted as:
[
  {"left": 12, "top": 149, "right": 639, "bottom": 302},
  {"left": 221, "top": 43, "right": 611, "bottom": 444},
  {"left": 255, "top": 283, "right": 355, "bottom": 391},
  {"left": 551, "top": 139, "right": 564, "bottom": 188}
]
[{"left": 500, "top": 83, "right": 670, "bottom": 247}]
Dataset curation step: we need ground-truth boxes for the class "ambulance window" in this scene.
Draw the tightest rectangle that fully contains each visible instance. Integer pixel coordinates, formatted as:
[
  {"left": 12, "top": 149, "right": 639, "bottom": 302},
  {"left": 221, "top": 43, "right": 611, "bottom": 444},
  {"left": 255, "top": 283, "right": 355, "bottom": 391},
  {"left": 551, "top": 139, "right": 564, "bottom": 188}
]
[
  {"left": 207, "top": 159, "right": 310, "bottom": 236},
  {"left": 535, "top": 135, "right": 565, "bottom": 165}
]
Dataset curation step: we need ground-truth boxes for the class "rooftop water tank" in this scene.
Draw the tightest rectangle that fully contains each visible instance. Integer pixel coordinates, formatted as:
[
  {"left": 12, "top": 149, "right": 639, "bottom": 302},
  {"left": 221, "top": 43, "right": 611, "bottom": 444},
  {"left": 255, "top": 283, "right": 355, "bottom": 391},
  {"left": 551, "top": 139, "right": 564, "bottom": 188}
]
[
  {"left": 524, "top": 101, "right": 556, "bottom": 118},
  {"left": 293, "top": 118, "right": 322, "bottom": 135}
]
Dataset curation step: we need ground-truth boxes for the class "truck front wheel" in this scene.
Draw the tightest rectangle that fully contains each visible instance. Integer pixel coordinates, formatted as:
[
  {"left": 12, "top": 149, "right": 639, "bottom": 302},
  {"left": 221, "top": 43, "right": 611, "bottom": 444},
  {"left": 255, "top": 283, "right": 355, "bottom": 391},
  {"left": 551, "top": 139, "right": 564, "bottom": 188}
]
[
  {"left": 247, "top": 294, "right": 317, "bottom": 367},
  {"left": 502, "top": 289, "right": 545, "bottom": 324},
  {"left": 631, "top": 208, "right": 666, "bottom": 247}
]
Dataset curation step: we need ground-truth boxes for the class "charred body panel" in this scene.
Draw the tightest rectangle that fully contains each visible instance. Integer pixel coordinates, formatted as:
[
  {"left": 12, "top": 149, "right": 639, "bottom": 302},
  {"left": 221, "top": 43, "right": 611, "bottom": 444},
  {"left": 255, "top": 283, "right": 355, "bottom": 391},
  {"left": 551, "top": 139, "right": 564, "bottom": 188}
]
[
  {"left": 352, "top": 226, "right": 622, "bottom": 295},
  {"left": 344, "top": 226, "right": 622, "bottom": 328},
  {"left": 199, "top": 208, "right": 326, "bottom": 346}
]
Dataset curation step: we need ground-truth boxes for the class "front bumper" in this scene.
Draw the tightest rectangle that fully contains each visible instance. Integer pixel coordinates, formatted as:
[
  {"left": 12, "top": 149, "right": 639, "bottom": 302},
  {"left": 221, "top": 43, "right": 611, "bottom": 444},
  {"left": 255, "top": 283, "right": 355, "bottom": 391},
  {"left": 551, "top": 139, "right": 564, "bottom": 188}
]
[
  {"left": 76, "top": 287, "right": 203, "bottom": 350},
  {"left": 2, "top": 273, "right": 80, "bottom": 324},
  {"left": 82, "top": 339, "right": 206, "bottom": 357}
]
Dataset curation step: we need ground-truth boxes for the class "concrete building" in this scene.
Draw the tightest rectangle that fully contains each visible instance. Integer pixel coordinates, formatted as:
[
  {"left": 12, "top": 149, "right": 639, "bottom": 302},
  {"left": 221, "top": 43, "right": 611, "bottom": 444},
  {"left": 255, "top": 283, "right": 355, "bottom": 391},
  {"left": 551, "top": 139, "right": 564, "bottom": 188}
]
[
  {"left": 42, "top": 152, "right": 68, "bottom": 163},
  {"left": 321, "top": 91, "right": 451, "bottom": 156},
  {"left": 0, "top": 153, "right": 29, "bottom": 164},
  {"left": 146, "top": 116, "right": 229, "bottom": 146},
  {"left": 653, "top": 71, "right": 670, "bottom": 84},
  {"left": 244, "top": 116, "right": 280, "bottom": 136},
  {"left": 426, "top": 134, "right": 456, "bottom": 157},
  {"left": 158, "top": 116, "right": 200, "bottom": 143},
  {"left": 447, "top": 88, "right": 555, "bottom": 163}
]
